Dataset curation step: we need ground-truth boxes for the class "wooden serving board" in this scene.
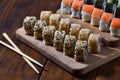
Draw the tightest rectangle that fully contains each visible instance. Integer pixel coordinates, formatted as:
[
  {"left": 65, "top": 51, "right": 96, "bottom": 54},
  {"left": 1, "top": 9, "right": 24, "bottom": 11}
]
[
  {"left": 57, "top": 9, "right": 120, "bottom": 47},
  {"left": 16, "top": 27, "right": 120, "bottom": 75}
]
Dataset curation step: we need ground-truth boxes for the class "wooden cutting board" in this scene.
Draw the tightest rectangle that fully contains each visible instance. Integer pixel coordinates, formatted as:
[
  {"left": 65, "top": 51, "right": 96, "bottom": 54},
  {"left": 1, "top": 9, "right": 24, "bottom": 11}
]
[
  {"left": 16, "top": 27, "right": 120, "bottom": 76},
  {"left": 56, "top": 9, "right": 120, "bottom": 47}
]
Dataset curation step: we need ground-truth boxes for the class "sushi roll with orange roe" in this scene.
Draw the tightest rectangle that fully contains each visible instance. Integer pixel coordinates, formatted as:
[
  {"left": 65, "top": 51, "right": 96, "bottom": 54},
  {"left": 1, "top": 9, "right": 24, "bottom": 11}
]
[
  {"left": 81, "top": 0, "right": 94, "bottom": 22},
  {"left": 61, "top": 0, "right": 73, "bottom": 14},
  {"left": 99, "top": 3, "right": 115, "bottom": 32},
  {"left": 110, "top": 7, "right": 120, "bottom": 37},
  {"left": 91, "top": 0, "right": 104, "bottom": 26},
  {"left": 71, "top": 0, "right": 84, "bottom": 18}
]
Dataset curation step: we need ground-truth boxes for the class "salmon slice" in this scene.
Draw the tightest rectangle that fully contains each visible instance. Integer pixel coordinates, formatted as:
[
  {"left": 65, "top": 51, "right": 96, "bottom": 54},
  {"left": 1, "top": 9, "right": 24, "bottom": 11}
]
[
  {"left": 82, "top": 4, "right": 94, "bottom": 13},
  {"left": 62, "top": 0, "right": 73, "bottom": 6},
  {"left": 92, "top": 8, "right": 103, "bottom": 19},
  {"left": 101, "top": 12, "right": 113, "bottom": 23},
  {"left": 71, "top": 0, "right": 84, "bottom": 10},
  {"left": 111, "top": 18, "right": 120, "bottom": 29}
]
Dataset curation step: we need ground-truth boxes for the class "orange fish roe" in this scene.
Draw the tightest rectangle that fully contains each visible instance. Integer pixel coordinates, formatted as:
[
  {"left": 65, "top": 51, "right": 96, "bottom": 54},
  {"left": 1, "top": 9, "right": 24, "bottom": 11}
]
[
  {"left": 62, "top": 0, "right": 73, "bottom": 6},
  {"left": 72, "top": 0, "right": 83, "bottom": 10},
  {"left": 92, "top": 8, "right": 103, "bottom": 19},
  {"left": 101, "top": 12, "right": 113, "bottom": 23},
  {"left": 111, "top": 18, "right": 120, "bottom": 29},
  {"left": 82, "top": 4, "right": 94, "bottom": 13}
]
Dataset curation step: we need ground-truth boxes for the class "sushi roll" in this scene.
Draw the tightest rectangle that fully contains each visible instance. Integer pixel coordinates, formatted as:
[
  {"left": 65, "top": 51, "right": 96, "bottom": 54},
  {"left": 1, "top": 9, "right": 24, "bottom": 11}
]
[
  {"left": 61, "top": 0, "right": 73, "bottom": 14},
  {"left": 64, "top": 35, "right": 76, "bottom": 57},
  {"left": 88, "top": 34, "right": 101, "bottom": 53},
  {"left": 81, "top": 0, "right": 94, "bottom": 22},
  {"left": 110, "top": 7, "right": 120, "bottom": 37},
  {"left": 70, "top": 23, "right": 82, "bottom": 39},
  {"left": 54, "top": 30, "right": 66, "bottom": 51},
  {"left": 59, "top": 18, "right": 70, "bottom": 34},
  {"left": 71, "top": 0, "right": 84, "bottom": 18},
  {"left": 91, "top": 0, "right": 104, "bottom": 26},
  {"left": 40, "top": 11, "right": 52, "bottom": 25},
  {"left": 23, "top": 16, "right": 36, "bottom": 35},
  {"left": 49, "top": 14, "right": 61, "bottom": 30},
  {"left": 99, "top": 3, "right": 115, "bottom": 32},
  {"left": 75, "top": 41, "right": 88, "bottom": 62},
  {"left": 78, "top": 29, "right": 91, "bottom": 41},
  {"left": 34, "top": 20, "right": 46, "bottom": 40},
  {"left": 42, "top": 26, "right": 56, "bottom": 45}
]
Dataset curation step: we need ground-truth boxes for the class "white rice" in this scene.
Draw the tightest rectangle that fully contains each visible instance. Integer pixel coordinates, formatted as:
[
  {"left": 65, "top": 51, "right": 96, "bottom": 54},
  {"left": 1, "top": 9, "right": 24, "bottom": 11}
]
[
  {"left": 110, "top": 27, "right": 120, "bottom": 37},
  {"left": 91, "top": 18, "right": 100, "bottom": 26},
  {"left": 99, "top": 20, "right": 109, "bottom": 32},
  {"left": 81, "top": 11, "right": 91, "bottom": 22},
  {"left": 61, "top": 2, "right": 71, "bottom": 14},
  {"left": 71, "top": 8, "right": 81, "bottom": 18}
]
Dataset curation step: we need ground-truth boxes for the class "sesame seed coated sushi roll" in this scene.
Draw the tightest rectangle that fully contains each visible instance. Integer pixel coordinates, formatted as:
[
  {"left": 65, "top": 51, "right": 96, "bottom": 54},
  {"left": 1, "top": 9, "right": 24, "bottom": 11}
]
[
  {"left": 61, "top": 0, "right": 73, "bottom": 14},
  {"left": 40, "top": 11, "right": 52, "bottom": 25},
  {"left": 70, "top": 23, "right": 82, "bottom": 39},
  {"left": 54, "top": 30, "right": 66, "bottom": 51},
  {"left": 78, "top": 29, "right": 91, "bottom": 41},
  {"left": 81, "top": 0, "right": 94, "bottom": 22},
  {"left": 64, "top": 35, "right": 76, "bottom": 57},
  {"left": 23, "top": 16, "right": 36, "bottom": 35},
  {"left": 88, "top": 34, "right": 101, "bottom": 53},
  {"left": 75, "top": 41, "right": 88, "bottom": 62},
  {"left": 91, "top": 0, "right": 104, "bottom": 26},
  {"left": 71, "top": 0, "right": 84, "bottom": 18},
  {"left": 99, "top": 3, "right": 115, "bottom": 32},
  {"left": 49, "top": 14, "right": 61, "bottom": 30},
  {"left": 42, "top": 26, "right": 56, "bottom": 45},
  {"left": 59, "top": 18, "right": 70, "bottom": 34},
  {"left": 34, "top": 20, "right": 46, "bottom": 40},
  {"left": 110, "top": 7, "right": 120, "bottom": 37}
]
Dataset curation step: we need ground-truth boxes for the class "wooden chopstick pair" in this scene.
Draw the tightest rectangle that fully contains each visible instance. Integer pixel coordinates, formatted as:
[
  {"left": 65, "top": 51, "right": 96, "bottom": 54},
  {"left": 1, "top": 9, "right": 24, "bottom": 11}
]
[{"left": 0, "top": 33, "right": 43, "bottom": 74}]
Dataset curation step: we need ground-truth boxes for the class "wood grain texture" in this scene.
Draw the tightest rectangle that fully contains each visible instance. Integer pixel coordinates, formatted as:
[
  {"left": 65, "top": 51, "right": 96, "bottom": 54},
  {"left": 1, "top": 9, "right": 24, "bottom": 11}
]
[
  {"left": 16, "top": 27, "right": 120, "bottom": 76},
  {"left": 57, "top": 9, "right": 120, "bottom": 47}
]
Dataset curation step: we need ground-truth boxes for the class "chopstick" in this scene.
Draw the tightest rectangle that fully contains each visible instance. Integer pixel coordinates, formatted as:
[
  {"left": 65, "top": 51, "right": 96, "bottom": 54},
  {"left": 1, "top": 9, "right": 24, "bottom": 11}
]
[
  {"left": 0, "top": 40, "right": 43, "bottom": 68},
  {"left": 2, "top": 33, "right": 39, "bottom": 74}
]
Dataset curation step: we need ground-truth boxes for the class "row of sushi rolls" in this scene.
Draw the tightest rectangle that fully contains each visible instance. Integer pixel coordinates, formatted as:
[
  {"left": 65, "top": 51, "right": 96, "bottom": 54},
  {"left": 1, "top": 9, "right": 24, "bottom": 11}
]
[
  {"left": 61, "top": 0, "right": 120, "bottom": 36},
  {"left": 22, "top": 0, "right": 120, "bottom": 62}
]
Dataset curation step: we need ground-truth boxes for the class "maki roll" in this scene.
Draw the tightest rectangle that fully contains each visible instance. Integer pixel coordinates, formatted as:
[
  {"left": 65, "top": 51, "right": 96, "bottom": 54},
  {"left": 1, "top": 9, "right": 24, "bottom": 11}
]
[
  {"left": 91, "top": 0, "right": 104, "bottom": 26},
  {"left": 81, "top": 0, "right": 94, "bottom": 22},
  {"left": 42, "top": 26, "right": 56, "bottom": 45},
  {"left": 34, "top": 20, "right": 46, "bottom": 40},
  {"left": 70, "top": 23, "right": 82, "bottom": 39},
  {"left": 54, "top": 30, "right": 66, "bottom": 51},
  {"left": 71, "top": 0, "right": 84, "bottom": 18},
  {"left": 40, "top": 11, "right": 52, "bottom": 25},
  {"left": 49, "top": 14, "right": 61, "bottom": 30},
  {"left": 64, "top": 35, "right": 76, "bottom": 57},
  {"left": 78, "top": 29, "right": 91, "bottom": 41},
  {"left": 59, "top": 18, "right": 70, "bottom": 34},
  {"left": 110, "top": 7, "right": 120, "bottom": 37},
  {"left": 61, "top": 0, "right": 73, "bottom": 14},
  {"left": 88, "top": 34, "right": 101, "bottom": 53},
  {"left": 99, "top": 3, "right": 115, "bottom": 32},
  {"left": 75, "top": 41, "right": 88, "bottom": 62},
  {"left": 23, "top": 16, "right": 36, "bottom": 35}
]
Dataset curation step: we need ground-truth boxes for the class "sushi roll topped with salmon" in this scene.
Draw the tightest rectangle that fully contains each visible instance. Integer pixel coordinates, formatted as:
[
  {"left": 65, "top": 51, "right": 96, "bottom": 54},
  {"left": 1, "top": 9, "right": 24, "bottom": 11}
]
[
  {"left": 71, "top": 0, "right": 84, "bottom": 18},
  {"left": 99, "top": 3, "right": 116, "bottom": 32},
  {"left": 110, "top": 7, "right": 120, "bottom": 37},
  {"left": 61, "top": 0, "right": 73, "bottom": 14},
  {"left": 81, "top": 0, "right": 94, "bottom": 22},
  {"left": 91, "top": 0, "right": 104, "bottom": 26}
]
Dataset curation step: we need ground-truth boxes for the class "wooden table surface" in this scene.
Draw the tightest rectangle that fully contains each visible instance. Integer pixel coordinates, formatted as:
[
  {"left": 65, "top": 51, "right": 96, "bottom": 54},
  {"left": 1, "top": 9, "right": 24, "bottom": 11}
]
[{"left": 0, "top": 0, "right": 120, "bottom": 80}]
